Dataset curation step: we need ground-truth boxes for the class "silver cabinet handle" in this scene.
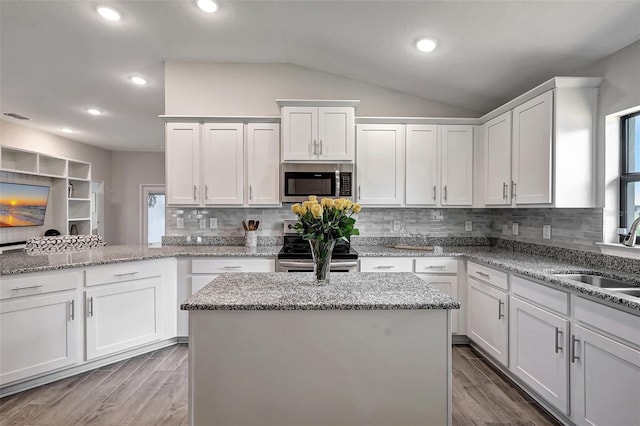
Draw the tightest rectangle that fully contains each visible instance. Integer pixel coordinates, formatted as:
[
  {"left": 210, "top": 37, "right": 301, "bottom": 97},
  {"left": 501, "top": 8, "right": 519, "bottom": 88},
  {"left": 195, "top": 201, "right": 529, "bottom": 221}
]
[
  {"left": 432, "top": 185, "right": 436, "bottom": 200},
  {"left": 319, "top": 139, "right": 323, "bottom": 155},
  {"left": 223, "top": 266, "right": 243, "bottom": 269},
  {"left": 313, "top": 139, "right": 318, "bottom": 155},
  {"left": 374, "top": 265, "right": 396, "bottom": 269},
  {"left": 88, "top": 297, "right": 94, "bottom": 317},
  {"left": 498, "top": 300, "right": 505, "bottom": 319},
  {"left": 193, "top": 185, "right": 197, "bottom": 200},
  {"left": 11, "top": 284, "right": 43, "bottom": 291},
  {"left": 443, "top": 186, "right": 448, "bottom": 201},
  {"left": 503, "top": 182, "right": 508, "bottom": 200},
  {"left": 205, "top": 185, "right": 209, "bottom": 201},
  {"left": 512, "top": 181, "right": 517, "bottom": 199},
  {"left": 555, "top": 328, "right": 563, "bottom": 354},
  {"left": 69, "top": 300, "right": 75, "bottom": 321},
  {"left": 113, "top": 272, "right": 139, "bottom": 278},
  {"left": 424, "top": 265, "right": 446, "bottom": 269},
  {"left": 358, "top": 185, "right": 361, "bottom": 201},
  {"left": 476, "top": 271, "right": 490, "bottom": 278},
  {"left": 249, "top": 185, "right": 253, "bottom": 201},
  {"left": 571, "top": 335, "right": 580, "bottom": 363}
]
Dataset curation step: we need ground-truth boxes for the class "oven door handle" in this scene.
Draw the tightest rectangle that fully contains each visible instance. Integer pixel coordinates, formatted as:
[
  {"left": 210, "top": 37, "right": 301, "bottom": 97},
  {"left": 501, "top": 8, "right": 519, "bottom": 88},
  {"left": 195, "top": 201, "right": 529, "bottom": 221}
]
[{"left": 279, "top": 261, "right": 358, "bottom": 269}]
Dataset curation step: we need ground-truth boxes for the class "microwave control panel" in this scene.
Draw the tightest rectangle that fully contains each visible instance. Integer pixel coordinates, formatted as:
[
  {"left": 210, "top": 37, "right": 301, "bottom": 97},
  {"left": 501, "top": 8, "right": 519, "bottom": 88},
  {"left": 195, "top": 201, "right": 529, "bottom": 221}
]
[{"left": 339, "top": 173, "right": 352, "bottom": 197}]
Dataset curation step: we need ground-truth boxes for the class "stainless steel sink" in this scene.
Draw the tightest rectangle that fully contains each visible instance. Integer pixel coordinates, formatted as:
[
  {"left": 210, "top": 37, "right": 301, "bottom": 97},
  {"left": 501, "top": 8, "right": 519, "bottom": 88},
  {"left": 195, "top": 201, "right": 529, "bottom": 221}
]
[
  {"left": 555, "top": 274, "right": 638, "bottom": 289},
  {"left": 611, "top": 288, "right": 640, "bottom": 297}
]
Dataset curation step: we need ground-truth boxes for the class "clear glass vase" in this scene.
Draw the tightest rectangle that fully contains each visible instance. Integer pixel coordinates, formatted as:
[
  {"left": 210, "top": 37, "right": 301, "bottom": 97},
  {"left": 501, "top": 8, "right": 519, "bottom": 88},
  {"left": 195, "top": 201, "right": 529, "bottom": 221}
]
[{"left": 309, "top": 239, "right": 336, "bottom": 285}]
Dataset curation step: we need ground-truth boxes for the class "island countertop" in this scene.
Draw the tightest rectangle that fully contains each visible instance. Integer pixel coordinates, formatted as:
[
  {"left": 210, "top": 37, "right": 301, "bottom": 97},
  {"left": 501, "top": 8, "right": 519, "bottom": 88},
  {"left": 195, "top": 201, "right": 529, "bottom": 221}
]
[{"left": 180, "top": 272, "right": 461, "bottom": 311}]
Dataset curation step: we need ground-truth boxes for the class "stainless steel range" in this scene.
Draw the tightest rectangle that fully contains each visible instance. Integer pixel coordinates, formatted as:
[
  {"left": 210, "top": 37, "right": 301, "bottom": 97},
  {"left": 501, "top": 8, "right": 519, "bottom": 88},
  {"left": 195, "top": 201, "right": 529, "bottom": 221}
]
[{"left": 277, "top": 220, "right": 358, "bottom": 273}]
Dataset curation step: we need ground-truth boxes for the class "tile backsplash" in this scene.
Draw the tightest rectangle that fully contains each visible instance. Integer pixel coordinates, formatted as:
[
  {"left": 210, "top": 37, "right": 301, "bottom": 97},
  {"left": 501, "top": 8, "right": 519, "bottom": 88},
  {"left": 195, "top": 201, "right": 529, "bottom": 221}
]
[{"left": 165, "top": 205, "right": 605, "bottom": 251}]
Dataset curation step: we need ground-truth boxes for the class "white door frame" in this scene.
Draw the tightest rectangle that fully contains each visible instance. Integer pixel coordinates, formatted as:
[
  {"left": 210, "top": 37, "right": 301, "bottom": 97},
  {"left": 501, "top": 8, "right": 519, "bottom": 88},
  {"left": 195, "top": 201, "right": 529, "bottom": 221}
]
[{"left": 140, "top": 184, "right": 165, "bottom": 245}]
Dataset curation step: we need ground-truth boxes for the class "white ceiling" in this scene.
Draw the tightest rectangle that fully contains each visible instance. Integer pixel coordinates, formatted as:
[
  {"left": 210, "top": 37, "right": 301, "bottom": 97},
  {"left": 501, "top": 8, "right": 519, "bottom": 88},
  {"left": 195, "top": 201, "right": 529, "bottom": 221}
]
[{"left": 2, "top": 0, "right": 640, "bottom": 152}]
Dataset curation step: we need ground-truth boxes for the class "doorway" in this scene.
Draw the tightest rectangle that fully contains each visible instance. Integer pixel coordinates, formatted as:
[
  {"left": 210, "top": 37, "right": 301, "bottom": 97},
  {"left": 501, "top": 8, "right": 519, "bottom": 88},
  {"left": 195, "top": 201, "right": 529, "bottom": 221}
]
[
  {"left": 141, "top": 185, "right": 165, "bottom": 245},
  {"left": 91, "top": 181, "right": 104, "bottom": 237}
]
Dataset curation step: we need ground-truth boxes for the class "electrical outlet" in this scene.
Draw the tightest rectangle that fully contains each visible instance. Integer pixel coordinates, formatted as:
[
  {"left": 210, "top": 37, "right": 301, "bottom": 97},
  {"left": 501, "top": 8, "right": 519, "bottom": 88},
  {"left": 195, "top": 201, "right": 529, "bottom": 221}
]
[
  {"left": 512, "top": 222, "right": 519, "bottom": 235},
  {"left": 393, "top": 220, "right": 402, "bottom": 231},
  {"left": 465, "top": 221, "right": 473, "bottom": 232},
  {"left": 196, "top": 236, "right": 202, "bottom": 244},
  {"left": 210, "top": 218, "right": 218, "bottom": 229},
  {"left": 199, "top": 218, "right": 207, "bottom": 229},
  {"left": 176, "top": 217, "right": 184, "bottom": 229},
  {"left": 543, "top": 225, "right": 551, "bottom": 239}
]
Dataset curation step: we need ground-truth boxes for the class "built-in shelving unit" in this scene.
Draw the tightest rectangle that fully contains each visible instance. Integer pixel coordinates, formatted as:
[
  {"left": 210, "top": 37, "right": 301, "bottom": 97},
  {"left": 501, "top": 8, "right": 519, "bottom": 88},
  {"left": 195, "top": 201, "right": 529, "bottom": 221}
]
[{"left": 0, "top": 146, "right": 92, "bottom": 236}]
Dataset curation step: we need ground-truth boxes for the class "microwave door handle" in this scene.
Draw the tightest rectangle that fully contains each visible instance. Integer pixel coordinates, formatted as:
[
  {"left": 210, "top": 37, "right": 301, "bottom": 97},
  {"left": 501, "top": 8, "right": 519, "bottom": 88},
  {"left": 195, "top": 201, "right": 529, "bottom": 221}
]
[{"left": 335, "top": 170, "right": 340, "bottom": 197}]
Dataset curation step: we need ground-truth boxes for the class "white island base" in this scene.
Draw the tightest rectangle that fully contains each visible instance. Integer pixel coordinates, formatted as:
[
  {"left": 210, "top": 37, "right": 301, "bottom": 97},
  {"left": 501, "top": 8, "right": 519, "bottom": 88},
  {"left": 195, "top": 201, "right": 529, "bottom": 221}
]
[{"left": 188, "top": 308, "right": 452, "bottom": 426}]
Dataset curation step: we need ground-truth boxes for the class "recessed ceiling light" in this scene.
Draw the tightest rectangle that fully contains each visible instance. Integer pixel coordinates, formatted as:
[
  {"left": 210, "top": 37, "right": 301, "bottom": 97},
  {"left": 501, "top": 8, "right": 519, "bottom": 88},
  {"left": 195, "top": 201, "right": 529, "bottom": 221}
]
[
  {"left": 97, "top": 6, "right": 121, "bottom": 21},
  {"left": 130, "top": 76, "right": 147, "bottom": 85},
  {"left": 87, "top": 108, "right": 102, "bottom": 116},
  {"left": 416, "top": 38, "right": 438, "bottom": 53},
  {"left": 61, "top": 128, "right": 74, "bottom": 133},
  {"left": 197, "top": 0, "right": 218, "bottom": 13}
]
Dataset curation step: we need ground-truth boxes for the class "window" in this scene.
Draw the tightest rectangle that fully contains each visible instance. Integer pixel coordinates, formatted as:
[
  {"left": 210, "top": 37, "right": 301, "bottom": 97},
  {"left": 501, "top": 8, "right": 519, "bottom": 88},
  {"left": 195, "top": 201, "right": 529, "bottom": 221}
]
[{"left": 620, "top": 111, "right": 640, "bottom": 243}]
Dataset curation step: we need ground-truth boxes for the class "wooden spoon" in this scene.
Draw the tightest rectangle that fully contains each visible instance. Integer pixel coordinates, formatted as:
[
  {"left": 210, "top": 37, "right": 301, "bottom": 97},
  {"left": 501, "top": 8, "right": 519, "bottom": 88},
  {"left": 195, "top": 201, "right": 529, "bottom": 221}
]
[
  {"left": 242, "top": 221, "right": 248, "bottom": 231},
  {"left": 254, "top": 220, "right": 260, "bottom": 230},
  {"left": 248, "top": 220, "right": 255, "bottom": 230}
]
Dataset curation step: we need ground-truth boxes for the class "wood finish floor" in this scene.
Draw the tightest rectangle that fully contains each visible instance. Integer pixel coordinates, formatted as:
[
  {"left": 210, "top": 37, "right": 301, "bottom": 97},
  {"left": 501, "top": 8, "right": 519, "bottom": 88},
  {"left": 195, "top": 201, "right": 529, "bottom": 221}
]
[{"left": 1, "top": 344, "right": 559, "bottom": 426}]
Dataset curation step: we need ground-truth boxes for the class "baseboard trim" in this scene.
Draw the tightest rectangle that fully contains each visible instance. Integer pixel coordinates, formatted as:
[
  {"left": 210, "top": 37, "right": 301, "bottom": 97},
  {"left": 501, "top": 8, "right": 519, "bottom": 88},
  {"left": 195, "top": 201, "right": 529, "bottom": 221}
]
[{"left": 0, "top": 338, "right": 179, "bottom": 398}]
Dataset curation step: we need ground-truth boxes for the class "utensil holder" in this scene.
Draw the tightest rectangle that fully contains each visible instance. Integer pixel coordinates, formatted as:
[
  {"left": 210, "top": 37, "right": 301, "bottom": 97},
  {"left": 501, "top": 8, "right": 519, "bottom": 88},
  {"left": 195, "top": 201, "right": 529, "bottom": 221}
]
[{"left": 244, "top": 230, "right": 257, "bottom": 247}]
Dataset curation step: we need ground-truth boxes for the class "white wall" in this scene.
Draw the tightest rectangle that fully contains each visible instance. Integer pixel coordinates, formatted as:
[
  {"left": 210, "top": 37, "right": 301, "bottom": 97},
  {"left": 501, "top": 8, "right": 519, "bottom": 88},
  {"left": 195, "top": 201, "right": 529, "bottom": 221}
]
[
  {"left": 0, "top": 119, "right": 115, "bottom": 243},
  {"left": 110, "top": 151, "right": 165, "bottom": 245},
  {"left": 573, "top": 39, "right": 640, "bottom": 244},
  {"left": 165, "top": 62, "right": 479, "bottom": 117}
]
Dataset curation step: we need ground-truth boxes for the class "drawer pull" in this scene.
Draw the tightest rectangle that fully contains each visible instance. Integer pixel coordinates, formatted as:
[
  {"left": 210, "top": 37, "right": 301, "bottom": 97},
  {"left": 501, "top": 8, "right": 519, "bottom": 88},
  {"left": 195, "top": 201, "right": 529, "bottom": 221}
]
[
  {"left": 113, "top": 272, "right": 139, "bottom": 278},
  {"left": 571, "top": 335, "right": 580, "bottom": 363},
  {"left": 11, "top": 284, "right": 44, "bottom": 291},
  {"left": 375, "top": 265, "right": 396, "bottom": 269},
  {"left": 424, "top": 265, "right": 446, "bottom": 269},
  {"left": 223, "top": 266, "right": 243, "bottom": 269},
  {"left": 554, "top": 328, "right": 563, "bottom": 354},
  {"left": 476, "top": 271, "right": 490, "bottom": 278},
  {"left": 88, "top": 297, "right": 94, "bottom": 317},
  {"left": 497, "top": 300, "right": 505, "bottom": 319}
]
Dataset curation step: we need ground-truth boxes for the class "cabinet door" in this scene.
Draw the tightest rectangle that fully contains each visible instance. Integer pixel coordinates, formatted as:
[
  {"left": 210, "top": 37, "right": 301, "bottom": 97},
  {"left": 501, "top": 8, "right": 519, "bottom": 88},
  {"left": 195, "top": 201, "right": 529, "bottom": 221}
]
[
  {"left": 356, "top": 124, "right": 405, "bottom": 205},
  {"left": 247, "top": 123, "right": 280, "bottom": 205},
  {"left": 282, "top": 107, "right": 318, "bottom": 161},
  {"left": 484, "top": 112, "right": 512, "bottom": 205},
  {"left": 570, "top": 324, "right": 640, "bottom": 426},
  {"left": 0, "top": 292, "right": 79, "bottom": 385},
  {"left": 405, "top": 125, "right": 439, "bottom": 206},
  {"left": 166, "top": 122, "right": 200, "bottom": 205},
  {"left": 86, "top": 277, "right": 163, "bottom": 360},
  {"left": 467, "top": 277, "right": 508, "bottom": 366},
  {"left": 512, "top": 91, "right": 553, "bottom": 205},
  {"left": 202, "top": 123, "right": 244, "bottom": 205},
  {"left": 440, "top": 125, "right": 473, "bottom": 206},
  {"left": 416, "top": 274, "right": 458, "bottom": 333},
  {"left": 509, "top": 297, "right": 569, "bottom": 414},
  {"left": 317, "top": 107, "right": 355, "bottom": 161}
]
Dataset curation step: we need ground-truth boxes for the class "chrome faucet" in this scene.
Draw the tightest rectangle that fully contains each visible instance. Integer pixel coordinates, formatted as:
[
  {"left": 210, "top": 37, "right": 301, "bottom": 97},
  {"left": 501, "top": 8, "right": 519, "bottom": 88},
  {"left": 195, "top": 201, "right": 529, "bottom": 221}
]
[{"left": 622, "top": 216, "right": 640, "bottom": 247}]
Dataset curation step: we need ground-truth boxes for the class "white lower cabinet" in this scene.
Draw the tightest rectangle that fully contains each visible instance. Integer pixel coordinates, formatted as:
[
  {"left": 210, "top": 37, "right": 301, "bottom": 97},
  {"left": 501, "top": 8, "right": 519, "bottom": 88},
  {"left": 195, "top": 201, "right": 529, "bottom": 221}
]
[
  {"left": 0, "top": 291, "right": 80, "bottom": 385},
  {"left": 467, "top": 276, "right": 508, "bottom": 366},
  {"left": 509, "top": 296, "right": 569, "bottom": 414},
  {"left": 417, "top": 274, "right": 459, "bottom": 333},
  {"left": 85, "top": 277, "right": 164, "bottom": 360}
]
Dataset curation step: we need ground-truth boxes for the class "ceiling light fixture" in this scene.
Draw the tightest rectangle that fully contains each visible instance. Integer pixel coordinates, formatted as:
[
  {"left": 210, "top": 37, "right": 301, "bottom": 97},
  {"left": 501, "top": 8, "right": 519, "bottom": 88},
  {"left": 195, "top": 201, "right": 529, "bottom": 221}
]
[
  {"left": 97, "top": 6, "right": 121, "bottom": 21},
  {"left": 416, "top": 38, "right": 438, "bottom": 53},
  {"left": 61, "top": 128, "right": 74, "bottom": 133},
  {"left": 130, "top": 76, "right": 147, "bottom": 85},
  {"left": 87, "top": 108, "right": 102, "bottom": 115},
  {"left": 197, "top": 0, "right": 218, "bottom": 13}
]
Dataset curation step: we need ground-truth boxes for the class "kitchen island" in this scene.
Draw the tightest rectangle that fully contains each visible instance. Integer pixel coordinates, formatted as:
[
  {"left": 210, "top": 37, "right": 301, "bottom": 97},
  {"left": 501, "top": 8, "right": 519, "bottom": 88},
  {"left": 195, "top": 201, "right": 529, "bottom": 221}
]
[{"left": 181, "top": 272, "right": 460, "bottom": 426}]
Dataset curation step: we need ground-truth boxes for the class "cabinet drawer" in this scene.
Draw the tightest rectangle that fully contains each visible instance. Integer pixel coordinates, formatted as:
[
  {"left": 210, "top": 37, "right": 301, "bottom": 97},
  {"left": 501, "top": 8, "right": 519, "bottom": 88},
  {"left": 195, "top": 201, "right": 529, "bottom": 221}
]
[
  {"left": 467, "top": 262, "right": 508, "bottom": 291},
  {"left": 511, "top": 275, "right": 569, "bottom": 316},
  {"left": 191, "top": 258, "right": 275, "bottom": 274},
  {"left": 85, "top": 260, "right": 162, "bottom": 287},
  {"left": 414, "top": 258, "right": 457, "bottom": 274},
  {"left": 359, "top": 257, "right": 413, "bottom": 272},
  {"left": 574, "top": 297, "right": 640, "bottom": 347},
  {"left": 1, "top": 270, "right": 81, "bottom": 300}
]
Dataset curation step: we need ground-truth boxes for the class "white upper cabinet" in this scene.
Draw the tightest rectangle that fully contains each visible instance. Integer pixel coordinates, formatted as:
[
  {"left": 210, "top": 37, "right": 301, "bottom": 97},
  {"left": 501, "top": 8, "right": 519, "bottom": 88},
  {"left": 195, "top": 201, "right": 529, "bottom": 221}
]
[
  {"left": 247, "top": 123, "right": 280, "bottom": 206},
  {"left": 356, "top": 124, "right": 405, "bottom": 205},
  {"left": 512, "top": 90, "right": 553, "bottom": 205},
  {"left": 484, "top": 112, "right": 512, "bottom": 205},
  {"left": 405, "top": 125, "right": 439, "bottom": 206},
  {"left": 166, "top": 123, "right": 201, "bottom": 205},
  {"left": 202, "top": 123, "right": 244, "bottom": 206},
  {"left": 281, "top": 103, "right": 355, "bottom": 162},
  {"left": 440, "top": 125, "right": 473, "bottom": 206}
]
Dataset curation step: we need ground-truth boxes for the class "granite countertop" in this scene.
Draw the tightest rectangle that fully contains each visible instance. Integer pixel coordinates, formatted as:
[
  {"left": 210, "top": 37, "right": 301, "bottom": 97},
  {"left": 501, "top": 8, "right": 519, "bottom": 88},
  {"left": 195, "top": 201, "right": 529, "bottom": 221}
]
[
  {"left": 0, "top": 244, "right": 281, "bottom": 275},
  {"left": 181, "top": 272, "right": 461, "bottom": 311}
]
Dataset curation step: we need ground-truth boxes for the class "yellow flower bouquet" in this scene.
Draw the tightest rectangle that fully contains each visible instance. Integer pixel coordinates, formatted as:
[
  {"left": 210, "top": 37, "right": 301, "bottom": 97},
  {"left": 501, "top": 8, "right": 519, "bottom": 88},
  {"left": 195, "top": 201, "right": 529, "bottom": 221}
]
[{"left": 291, "top": 195, "right": 361, "bottom": 283}]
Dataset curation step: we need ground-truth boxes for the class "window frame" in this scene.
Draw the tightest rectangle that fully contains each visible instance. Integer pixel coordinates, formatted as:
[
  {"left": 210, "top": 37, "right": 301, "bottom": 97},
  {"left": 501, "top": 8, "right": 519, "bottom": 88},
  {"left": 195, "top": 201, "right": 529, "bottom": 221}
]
[{"left": 619, "top": 111, "right": 640, "bottom": 244}]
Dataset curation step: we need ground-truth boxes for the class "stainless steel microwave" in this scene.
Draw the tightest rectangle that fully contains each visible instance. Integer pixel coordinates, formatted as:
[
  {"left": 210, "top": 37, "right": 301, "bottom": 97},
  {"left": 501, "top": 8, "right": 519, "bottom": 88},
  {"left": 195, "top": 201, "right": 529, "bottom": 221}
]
[{"left": 282, "top": 163, "right": 354, "bottom": 203}]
